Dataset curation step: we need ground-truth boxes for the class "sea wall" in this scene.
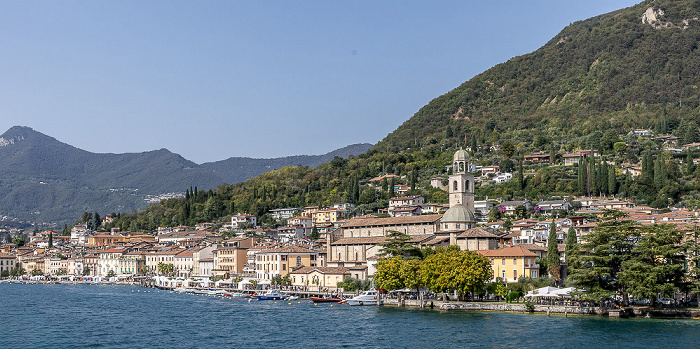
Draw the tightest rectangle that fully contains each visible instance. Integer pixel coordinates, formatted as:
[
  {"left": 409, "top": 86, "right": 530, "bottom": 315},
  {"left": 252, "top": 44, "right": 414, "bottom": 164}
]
[{"left": 382, "top": 299, "right": 700, "bottom": 318}]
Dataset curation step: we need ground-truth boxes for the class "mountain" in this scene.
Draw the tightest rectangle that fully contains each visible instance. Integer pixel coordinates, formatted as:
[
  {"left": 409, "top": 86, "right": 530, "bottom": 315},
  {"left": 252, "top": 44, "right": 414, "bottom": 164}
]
[
  {"left": 99, "top": 0, "right": 700, "bottom": 233},
  {"left": 377, "top": 0, "right": 700, "bottom": 152},
  {"left": 0, "top": 126, "right": 371, "bottom": 225},
  {"left": 201, "top": 143, "right": 373, "bottom": 184}
]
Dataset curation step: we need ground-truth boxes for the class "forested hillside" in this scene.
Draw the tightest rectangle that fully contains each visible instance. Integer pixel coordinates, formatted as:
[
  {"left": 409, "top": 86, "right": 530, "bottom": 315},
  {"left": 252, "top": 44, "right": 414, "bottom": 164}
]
[{"left": 87, "top": 0, "right": 700, "bottom": 232}]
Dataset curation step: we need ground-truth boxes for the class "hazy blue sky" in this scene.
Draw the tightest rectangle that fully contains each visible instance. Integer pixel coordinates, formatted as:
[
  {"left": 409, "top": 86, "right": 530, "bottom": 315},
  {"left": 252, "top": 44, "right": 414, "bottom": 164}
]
[{"left": 0, "top": 1, "right": 640, "bottom": 163}]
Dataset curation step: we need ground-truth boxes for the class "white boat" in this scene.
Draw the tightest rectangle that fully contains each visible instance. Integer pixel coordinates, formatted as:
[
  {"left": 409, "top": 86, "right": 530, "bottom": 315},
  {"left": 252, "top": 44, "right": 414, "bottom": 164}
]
[
  {"left": 288, "top": 295, "right": 300, "bottom": 300},
  {"left": 344, "top": 290, "right": 379, "bottom": 306},
  {"left": 257, "top": 289, "right": 287, "bottom": 300}
]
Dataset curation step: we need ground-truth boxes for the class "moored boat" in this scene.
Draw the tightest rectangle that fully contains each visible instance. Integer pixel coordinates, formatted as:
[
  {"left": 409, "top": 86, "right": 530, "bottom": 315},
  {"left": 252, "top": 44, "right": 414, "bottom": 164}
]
[
  {"left": 344, "top": 290, "right": 378, "bottom": 306},
  {"left": 256, "top": 289, "right": 286, "bottom": 300},
  {"left": 310, "top": 296, "right": 342, "bottom": 303}
]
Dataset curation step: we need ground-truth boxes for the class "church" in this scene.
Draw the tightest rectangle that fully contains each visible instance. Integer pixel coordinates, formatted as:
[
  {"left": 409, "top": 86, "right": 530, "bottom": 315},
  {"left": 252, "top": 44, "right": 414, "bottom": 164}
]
[{"left": 327, "top": 150, "right": 504, "bottom": 274}]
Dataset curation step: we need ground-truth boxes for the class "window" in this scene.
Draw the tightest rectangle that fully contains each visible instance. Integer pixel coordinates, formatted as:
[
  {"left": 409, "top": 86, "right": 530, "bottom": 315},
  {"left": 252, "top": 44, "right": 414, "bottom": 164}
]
[
  {"left": 296, "top": 256, "right": 302, "bottom": 266},
  {"left": 531, "top": 270, "right": 538, "bottom": 278},
  {"left": 501, "top": 269, "right": 506, "bottom": 280},
  {"left": 501, "top": 258, "right": 505, "bottom": 265},
  {"left": 513, "top": 258, "right": 517, "bottom": 265},
  {"left": 453, "top": 181, "right": 458, "bottom": 191},
  {"left": 281, "top": 255, "right": 287, "bottom": 261},
  {"left": 282, "top": 264, "right": 286, "bottom": 271},
  {"left": 513, "top": 269, "right": 518, "bottom": 280}
]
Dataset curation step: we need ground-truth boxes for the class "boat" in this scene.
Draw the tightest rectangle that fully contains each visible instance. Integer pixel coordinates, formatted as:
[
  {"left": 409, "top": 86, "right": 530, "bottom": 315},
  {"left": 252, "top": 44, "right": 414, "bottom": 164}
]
[
  {"left": 344, "top": 290, "right": 379, "bottom": 306},
  {"left": 310, "top": 295, "right": 342, "bottom": 303},
  {"left": 256, "top": 289, "right": 287, "bottom": 300},
  {"left": 288, "top": 295, "right": 300, "bottom": 300}
]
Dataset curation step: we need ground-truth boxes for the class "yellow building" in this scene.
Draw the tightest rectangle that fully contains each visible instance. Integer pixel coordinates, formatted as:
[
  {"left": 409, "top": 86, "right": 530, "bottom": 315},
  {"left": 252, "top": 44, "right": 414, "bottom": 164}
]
[
  {"left": 255, "top": 245, "right": 319, "bottom": 281},
  {"left": 311, "top": 208, "right": 347, "bottom": 226},
  {"left": 289, "top": 266, "right": 350, "bottom": 291},
  {"left": 476, "top": 245, "right": 540, "bottom": 282}
]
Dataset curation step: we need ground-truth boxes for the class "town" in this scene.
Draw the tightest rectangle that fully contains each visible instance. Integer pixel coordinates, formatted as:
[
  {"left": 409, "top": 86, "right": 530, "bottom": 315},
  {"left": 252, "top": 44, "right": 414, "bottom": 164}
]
[{"left": 3, "top": 145, "right": 700, "bottom": 311}]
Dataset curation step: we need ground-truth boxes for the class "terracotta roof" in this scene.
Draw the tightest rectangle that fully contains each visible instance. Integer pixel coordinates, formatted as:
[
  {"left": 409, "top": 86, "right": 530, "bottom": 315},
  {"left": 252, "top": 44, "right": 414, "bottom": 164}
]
[
  {"left": 289, "top": 266, "right": 350, "bottom": 275},
  {"left": 518, "top": 243, "right": 547, "bottom": 252},
  {"left": 476, "top": 246, "right": 538, "bottom": 258},
  {"left": 342, "top": 215, "right": 442, "bottom": 228},
  {"left": 331, "top": 234, "right": 434, "bottom": 246},
  {"left": 457, "top": 227, "right": 504, "bottom": 239},
  {"left": 0, "top": 252, "right": 16, "bottom": 258},
  {"left": 258, "top": 245, "right": 317, "bottom": 254}
]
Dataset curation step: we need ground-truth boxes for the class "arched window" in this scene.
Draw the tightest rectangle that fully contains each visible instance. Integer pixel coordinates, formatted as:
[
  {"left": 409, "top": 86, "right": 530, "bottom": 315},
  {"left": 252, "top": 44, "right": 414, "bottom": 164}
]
[
  {"left": 465, "top": 180, "right": 470, "bottom": 192},
  {"left": 296, "top": 256, "right": 302, "bottom": 266},
  {"left": 453, "top": 181, "right": 458, "bottom": 191}
]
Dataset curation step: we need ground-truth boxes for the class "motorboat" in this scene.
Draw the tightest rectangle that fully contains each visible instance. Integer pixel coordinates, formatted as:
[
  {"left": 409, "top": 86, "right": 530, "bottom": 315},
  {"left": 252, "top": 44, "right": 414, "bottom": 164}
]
[
  {"left": 256, "top": 289, "right": 287, "bottom": 300},
  {"left": 344, "top": 290, "right": 378, "bottom": 306},
  {"left": 310, "top": 295, "right": 342, "bottom": 303}
]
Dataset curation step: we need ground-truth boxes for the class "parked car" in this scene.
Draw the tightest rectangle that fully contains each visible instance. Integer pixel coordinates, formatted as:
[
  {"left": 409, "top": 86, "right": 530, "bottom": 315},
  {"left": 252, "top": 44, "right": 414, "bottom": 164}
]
[
  {"left": 629, "top": 298, "right": 649, "bottom": 306},
  {"left": 658, "top": 298, "right": 675, "bottom": 306}
]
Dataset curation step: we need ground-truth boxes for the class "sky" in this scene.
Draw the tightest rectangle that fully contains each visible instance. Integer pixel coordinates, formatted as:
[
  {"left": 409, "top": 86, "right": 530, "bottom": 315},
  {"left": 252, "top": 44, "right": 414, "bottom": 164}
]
[{"left": 0, "top": 0, "right": 642, "bottom": 163}]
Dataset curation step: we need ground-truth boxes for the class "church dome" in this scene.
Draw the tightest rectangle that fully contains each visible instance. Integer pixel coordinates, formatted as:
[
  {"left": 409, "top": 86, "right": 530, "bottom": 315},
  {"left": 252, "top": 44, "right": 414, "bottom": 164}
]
[
  {"left": 453, "top": 149, "right": 470, "bottom": 162},
  {"left": 441, "top": 204, "right": 476, "bottom": 223}
]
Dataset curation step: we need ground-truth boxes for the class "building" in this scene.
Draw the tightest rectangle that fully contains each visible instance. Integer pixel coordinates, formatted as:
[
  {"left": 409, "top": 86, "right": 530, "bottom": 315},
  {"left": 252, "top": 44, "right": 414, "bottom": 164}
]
[
  {"left": 98, "top": 247, "right": 129, "bottom": 276},
  {"left": 232, "top": 213, "right": 257, "bottom": 229},
  {"left": 269, "top": 208, "right": 300, "bottom": 220},
  {"left": 289, "top": 266, "right": 350, "bottom": 291},
  {"left": 536, "top": 200, "right": 573, "bottom": 215},
  {"left": 156, "top": 230, "right": 221, "bottom": 244},
  {"left": 476, "top": 246, "right": 540, "bottom": 282},
  {"left": 311, "top": 208, "right": 347, "bottom": 226},
  {"left": 0, "top": 253, "right": 16, "bottom": 275},
  {"left": 523, "top": 152, "right": 550, "bottom": 164},
  {"left": 255, "top": 245, "right": 319, "bottom": 281},
  {"left": 388, "top": 196, "right": 425, "bottom": 216}
]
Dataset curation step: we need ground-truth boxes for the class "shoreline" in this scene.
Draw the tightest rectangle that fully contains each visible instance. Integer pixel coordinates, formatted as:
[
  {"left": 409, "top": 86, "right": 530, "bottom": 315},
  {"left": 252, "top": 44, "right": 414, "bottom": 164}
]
[
  {"left": 381, "top": 298, "right": 700, "bottom": 319},
  {"left": 4, "top": 280, "right": 699, "bottom": 319}
]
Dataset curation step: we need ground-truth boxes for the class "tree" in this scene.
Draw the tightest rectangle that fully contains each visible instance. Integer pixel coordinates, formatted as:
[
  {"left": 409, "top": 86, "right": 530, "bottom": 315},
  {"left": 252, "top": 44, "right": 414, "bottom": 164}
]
[
  {"left": 107, "top": 270, "right": 116, "bottom": 277},
  {"left": 565, "top": 227, "right": 579, "bottom": 272},
  {"left": 608, "top": 165, "right": 617, "bottom": 195},
  {"left": 10, "top": 267, "right": 25, "bottom": 277},
  {"left": 157, "top": 262, "right": 174, "bottom": 276},
  {"left": 410, "top": 168, "right": 417, "bottom": 191},
  {"left": 500, "top": 141, "right": 515, "bottom": 158},
  {"left": 389, "top": 177, "right": 395, "bottom": 198},
  {"left": 420, "top": 248, "right": 492, "bottom": 298},
  {"left": 619, "top": 224, "right": 686, "bottom": 306},
  {"left": 374, "top": 257, "right": 405, "bottom": 291},
  {"left": 686, "top": 150, "right": 695, "bottom": 176},
  {"left": 613, "top": 141, "right": 627, "bottom": 154},
  {"left": 568, "top": 216, "right": 639, "bottom": 304},
  {"left": 31, "top": 269, "right": 43, "bottom": 276},
  {"left": 378, "top": 230, "right": 420, "bottom": 258},
  {"left": 309, "top": 226, "right": 320, "bottom": 240},
  {"left": 48, "top": 231, "right": 53, "bottom": 248},
  {"left": 82, "top": 266, "right": 91, "bottom": 276},
  {"left": 545, "top": 220, "right": 560, "bottom": 282}
]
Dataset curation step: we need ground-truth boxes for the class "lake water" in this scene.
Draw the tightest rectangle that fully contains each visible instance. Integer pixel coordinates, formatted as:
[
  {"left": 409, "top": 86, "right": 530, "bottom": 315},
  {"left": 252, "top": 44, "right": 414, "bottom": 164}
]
[{"left": 1, "top": 283, "right": 699, "bottom": 348}]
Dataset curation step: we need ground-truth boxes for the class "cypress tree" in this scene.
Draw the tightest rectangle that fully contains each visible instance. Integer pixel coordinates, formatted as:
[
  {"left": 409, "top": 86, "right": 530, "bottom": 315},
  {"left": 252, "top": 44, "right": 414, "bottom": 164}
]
[
  {"left": 608, "top": 165, "right": 617, "bottom": 195},
  {"left": 410, "top": 168, "right": 417, "bottom": 191},
  {"left": 687, "top": 150, "right": 695, "bottom": 175},
  {"left": 577, "top": 159, "right": 586, "bottom": 195},
  {"left": 590, "top": 159, "right": 598, "bottom": 196},
  {"left": 565, "top": 226, "right": 578, "bottom": 267},
  {"left": 654, "top": 156, "right": 666, "bottom": 188},
  {"left": 546, "top": 220, "right": 560, "bottom": 281},
  {"left": 600, "top": 161, "right": 608, "bottom": 195},
  {"left": 518, "top": 159, "right": 524, "bottom": 190},
  {"left": 48, "top": 231, "right": 53, "bottom": 248},
  {"left": 389, "top": 177, "right": 395, "bottom": 198}
]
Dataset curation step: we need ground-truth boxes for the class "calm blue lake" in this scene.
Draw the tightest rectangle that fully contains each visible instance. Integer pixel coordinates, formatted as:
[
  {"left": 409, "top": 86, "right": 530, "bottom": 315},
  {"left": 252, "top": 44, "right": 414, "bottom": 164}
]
[{"left": 1, "top": 283, "right": 699, "bottom": 348}]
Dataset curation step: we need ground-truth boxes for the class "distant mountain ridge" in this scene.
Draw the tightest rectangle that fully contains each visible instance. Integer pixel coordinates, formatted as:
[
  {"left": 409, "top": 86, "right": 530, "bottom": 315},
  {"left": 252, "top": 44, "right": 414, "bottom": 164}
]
[
  {"left": 201, "top": 143, "right": 373, "bottom": 184},
  {"left": 0, "top": 126, "right": 372, "bottom": 225}
]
